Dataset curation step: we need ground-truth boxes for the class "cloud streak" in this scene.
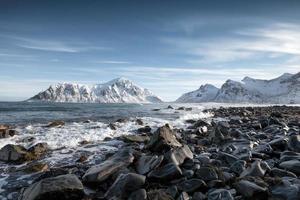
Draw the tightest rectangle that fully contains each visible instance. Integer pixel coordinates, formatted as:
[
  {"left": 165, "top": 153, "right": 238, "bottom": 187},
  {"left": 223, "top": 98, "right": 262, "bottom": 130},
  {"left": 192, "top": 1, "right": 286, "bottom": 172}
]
[{"left": 162, "top": 22, "right": 300, "bottom": 63}]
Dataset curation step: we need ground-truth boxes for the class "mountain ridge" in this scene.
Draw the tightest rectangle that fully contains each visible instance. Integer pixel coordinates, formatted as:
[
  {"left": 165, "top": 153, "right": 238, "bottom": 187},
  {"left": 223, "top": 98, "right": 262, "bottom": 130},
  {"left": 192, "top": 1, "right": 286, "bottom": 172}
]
[
  {"left": 28, "top": 77, "right": 163, "bottom": 103},
  {"left": 176, "top": 72, "right": 300, "bottom": 104}
]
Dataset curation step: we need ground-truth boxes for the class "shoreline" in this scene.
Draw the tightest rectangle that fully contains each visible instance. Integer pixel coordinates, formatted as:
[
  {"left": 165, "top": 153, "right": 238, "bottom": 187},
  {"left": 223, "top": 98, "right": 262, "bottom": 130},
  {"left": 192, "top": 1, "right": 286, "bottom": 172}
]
[{"left": 0, "top": 105, "right": 299, "bottom": 199}]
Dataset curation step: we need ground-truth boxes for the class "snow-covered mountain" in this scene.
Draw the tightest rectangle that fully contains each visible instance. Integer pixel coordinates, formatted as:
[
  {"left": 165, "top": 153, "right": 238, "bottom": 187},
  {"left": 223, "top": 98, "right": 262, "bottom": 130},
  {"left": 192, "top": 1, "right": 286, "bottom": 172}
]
[
  {"left": 176, "top": 84, "right": 219, "bottom": 103},
  {"left": 28, "top": 77, "right": 163, "bottom": 103},
  {"left": 176, "top": 72, "right": 300, "bottom": 104}
]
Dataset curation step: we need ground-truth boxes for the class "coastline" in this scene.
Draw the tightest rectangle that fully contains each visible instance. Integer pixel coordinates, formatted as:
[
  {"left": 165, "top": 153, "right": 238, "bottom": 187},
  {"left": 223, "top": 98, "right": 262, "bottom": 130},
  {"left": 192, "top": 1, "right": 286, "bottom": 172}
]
[{"left": 0, "top": 105, "right": 299, "bottom": 199}]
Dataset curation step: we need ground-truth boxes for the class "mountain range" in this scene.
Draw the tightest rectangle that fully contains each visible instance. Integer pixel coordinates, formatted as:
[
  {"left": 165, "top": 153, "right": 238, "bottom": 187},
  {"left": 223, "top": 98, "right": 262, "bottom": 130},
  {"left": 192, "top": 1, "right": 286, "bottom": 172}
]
[
  {"left": 28, "top": 77, "right": 163, "bottom": 103},
  {"left": 28, "top": 72, "right": 300, "bottom": 104},
  {"left": 176, "top": 72, "right": 300, "bottom": 104}
]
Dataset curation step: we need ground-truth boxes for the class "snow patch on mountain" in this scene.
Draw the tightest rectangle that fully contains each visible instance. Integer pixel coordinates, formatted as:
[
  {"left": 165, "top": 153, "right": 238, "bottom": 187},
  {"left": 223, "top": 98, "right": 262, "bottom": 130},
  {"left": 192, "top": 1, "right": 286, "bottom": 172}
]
[
  {"left": 176, "top": 72, "right": 300, "bottom": 104},
  {"left": 28, "top": 77, "right": 163, "bottom": 103},
  {"left": 176, "top": 84, "right": 219, "bottom": 103}
]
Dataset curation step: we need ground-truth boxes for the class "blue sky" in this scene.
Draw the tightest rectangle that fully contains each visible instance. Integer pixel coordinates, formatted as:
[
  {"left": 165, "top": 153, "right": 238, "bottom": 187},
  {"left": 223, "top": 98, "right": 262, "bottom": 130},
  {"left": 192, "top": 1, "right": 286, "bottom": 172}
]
[{"left": 0, "top": 0, "right": 300, "bottom": 101}]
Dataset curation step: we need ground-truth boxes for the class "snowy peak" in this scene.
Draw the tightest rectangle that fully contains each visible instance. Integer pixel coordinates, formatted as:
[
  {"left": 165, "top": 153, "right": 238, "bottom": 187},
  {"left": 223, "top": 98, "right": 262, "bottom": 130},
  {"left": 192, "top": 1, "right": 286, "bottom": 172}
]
[
  {"left": 28, "top": 78, "right": 163, "bottom": 103},
  {"left": 176, "top": 83, "right": 219, "bottom": 103},
  {"left": 176, "top": 72, "right": 300, "bottom": 104}
]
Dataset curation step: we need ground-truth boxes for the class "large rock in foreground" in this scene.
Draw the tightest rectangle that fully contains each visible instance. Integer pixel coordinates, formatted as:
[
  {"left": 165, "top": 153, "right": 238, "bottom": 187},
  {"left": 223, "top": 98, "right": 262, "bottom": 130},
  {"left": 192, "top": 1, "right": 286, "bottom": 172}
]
[
  {"left": 18, "top": 174, "right": 84, "bottom": 200},
  {"left": 146, "top": 124, "right": 182, "bottom": 152},
  {"left": 82, "top": 147, "right": 134, "bottom": 183}
]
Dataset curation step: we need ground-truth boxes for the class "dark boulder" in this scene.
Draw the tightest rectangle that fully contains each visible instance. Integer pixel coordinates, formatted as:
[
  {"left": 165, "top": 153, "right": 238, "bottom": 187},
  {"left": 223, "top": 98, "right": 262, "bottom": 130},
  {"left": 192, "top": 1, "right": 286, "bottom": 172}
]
[
  {"left": 147, "top": 124, "right": 182, "bottom": 152},
  {"left": 105, "top": 173, "right": 146, "bottom": 199},
  {"left": 82, "top": 147, "right": 134, "bottom": 183},
  {"left": 18, "top": 174, "right": 84, "bottom": 200}
]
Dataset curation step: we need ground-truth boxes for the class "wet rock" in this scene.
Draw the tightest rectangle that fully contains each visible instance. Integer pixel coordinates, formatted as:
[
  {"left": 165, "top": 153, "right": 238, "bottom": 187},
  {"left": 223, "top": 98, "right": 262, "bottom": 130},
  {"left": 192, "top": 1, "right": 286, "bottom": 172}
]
[
  {"left": 45, "top": 120, "right": 65, "bottom": 128},
  {"left": 195, "top": 167, "right": 218, "bottom": 181},
  {"left": 177, "top": 107, "right": 185, "bottom": 110},
  {"left": 288, "top": 135, "right": 300, "bottom": 153},
  {"left": 167, "top": 105, "right": 174, "bottom": 109},
  {"left": 82, "top": 147, "right": 134, "bottom": 183},
  {"left": 136, "top": 154, "right": 164, "bottom": 175},
  {"left": 136, "top": 118, "right": 144, "bottom": 125},
  {"left": 147, "top": 124, "right": 182, "bottom": 152},
  {"left": 166, "top": 186, "right": 178, "bottom": 198},
  {"left": 109, "top": 123, "right": 117, "bottom": 130},
  {"left": 240, "top": 160, "right": 269, "bottom": 178},
  {"left": 230, "top": 160, "right": 246, "bottom": 175},
  {"left": 271, "top": 180, "right": 300, "bottom": 200},
  {"left": 28, "top": 143, "right": 48, "bottom": 156},
  {"left": 165, "top": 145, "right": 193, "bottom": 166},
  {"left": 207, "top": 189, "right": 234, "bottom": 200},
  {"left": 192, "top": 192, "right": 206, "bottom": 200},
  {"left": 0, "top": 144, "right": 33, "bottom": 163},
  {"left": 105, "top": 173, "right": 146, "bottom": 199},
  {"left": 270, "top": 168, "right": 297, "bottom": 178},
  {"left": 0, "top": 124, "right": 16, "bottom": 138},
  {"left": 177, "top": 179, "right": 206, "bottom": 193},
  {"left": 137, "top": 126, "right": 152, "bottom": 133},
  {"left": 76, "top": 155, "right": 88, "bottom": 163},
  {"left": 19, "top": 162, "right": 49, "bottom": 173},
  {"left": 279, "top": 159, "right": 300, "bottom": 174},
  {"left": 18, "top": 174, "right": 84, "bottom": 200},
  {"left": 177, "top": 192, "right": 190, "bottom": 200},
  {"left": 123, "top": 134, "right": 150, "bottom": 143},
  {"left": 234, "top": 180, "right": 268, "bottom": 200},
  {"left": 128, "top": 189, "right": 147, "bottom": 200},
  {"left": 268, "top": 137, "right": 288, "bottom": 150},
  {"left": 148, "top": 163, "right": 182, "bottom": 181},
  {"left": 217, "top": 152, "right": 239, "bottom": 166}
]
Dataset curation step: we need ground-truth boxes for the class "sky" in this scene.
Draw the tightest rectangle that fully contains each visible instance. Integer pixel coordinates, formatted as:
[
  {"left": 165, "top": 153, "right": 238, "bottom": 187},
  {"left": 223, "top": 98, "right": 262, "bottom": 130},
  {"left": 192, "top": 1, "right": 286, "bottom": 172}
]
[{"left": 0, "top": 0, "right": 300, "bottom": 101}]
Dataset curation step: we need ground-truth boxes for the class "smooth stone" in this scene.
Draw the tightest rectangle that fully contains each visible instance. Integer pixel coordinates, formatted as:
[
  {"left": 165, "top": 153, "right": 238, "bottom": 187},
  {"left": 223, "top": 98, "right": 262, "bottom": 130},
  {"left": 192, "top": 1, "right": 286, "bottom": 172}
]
[
  {"left": 105, "top": 173, "right": 146, "bottom": 199},
  {"left": 18, "top": 174, "right": 84, "bottom": 200},
  {"left": 82, "top": 147, "right": 134, "bottom": 183},
  {"left": 147, "top": 124, "right": 182, "bottom": 152},
  {"left": 0, "top": 144, "right": 39, "bottom": 163},
  {"left": 254, "top": 143, "right": 273, "bottom": 154},
  {"left": 207, "top": 189, "right": 234, "bottom": 200},
  {"left": 45, "top": 120, "right": 65, "bottom": 128},
  {"left": 177, "top": 192, "right": 190, "bottom": 200},
  {"left": 196, "top": 167, "right": 218, "bottom": 181},
  {"left": 165, "top": 145, "right": 193, "bottom": 166},
  {"left": 148, "top": 163, "right": 182, "bottom": 181},
  {"left": 288, "top": 135, "right": 300, "bottom": 152},
  {"left": 271, "top": 180, "right": 300, "bottom": 200},
  {"left": 279, "top": 159, "right": 300, "bottom": 174},
  {"left": 192, "top": 192, "right": 206, "bottom": 200},
  {"left": 27, "top": 143, "right": 48, "bottom": 156},
  {"left": 136, "top": 119, "right": 144, "bottom": 125},
  {"left": 270, "top": 168, "right": 297, "bottom": 178},
  {"left": 230, "top": 160, "right": 246, "bottom": 175},
  {"left": 137, "top": 126, "right": 151, "bottom": 133},
  {"left": 182, "top": 169, "right": 194, "bottom": 179},
  {"left": 166, "top": 186, "right": 178, "bottom": 198},
  {"left": 128, "top": 189, "right": 147, "bottom": 200},
  {"left": 240, "top": 160, "right": 269, "bottom": 177},
  {"left": 217, "top": 152, "right": 239, "bottom": 166},
  {"left": 234, "top": 180, "right": 268, "bottom": 199},
  {"left": 177, "top": 179, "right": 206, "bottom": 193},
  {"left": 136, "top": 154, "right": 164, "bottom": 175},
  {"left": 0, "top": 124, "right": 16, "bottom": 138}
]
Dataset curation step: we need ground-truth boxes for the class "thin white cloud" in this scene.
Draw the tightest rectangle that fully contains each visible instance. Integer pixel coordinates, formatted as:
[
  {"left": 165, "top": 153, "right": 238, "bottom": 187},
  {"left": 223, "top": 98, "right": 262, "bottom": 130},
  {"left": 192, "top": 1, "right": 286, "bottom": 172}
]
[
  {"left": 162, "top": 22, "right": 300, "bottom": 63},
  {"left": 0, "top": 35, "right": 109, "bottom": 53}
]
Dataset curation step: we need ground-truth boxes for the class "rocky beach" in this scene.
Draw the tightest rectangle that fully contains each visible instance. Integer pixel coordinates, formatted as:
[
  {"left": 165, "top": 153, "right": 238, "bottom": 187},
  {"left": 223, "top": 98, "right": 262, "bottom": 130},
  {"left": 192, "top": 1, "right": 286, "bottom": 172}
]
[{"left": 0, "top": 105, "right": 300, "bottom": 200}]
